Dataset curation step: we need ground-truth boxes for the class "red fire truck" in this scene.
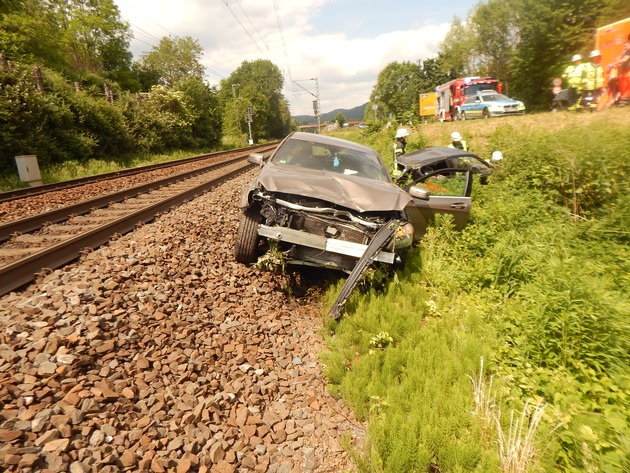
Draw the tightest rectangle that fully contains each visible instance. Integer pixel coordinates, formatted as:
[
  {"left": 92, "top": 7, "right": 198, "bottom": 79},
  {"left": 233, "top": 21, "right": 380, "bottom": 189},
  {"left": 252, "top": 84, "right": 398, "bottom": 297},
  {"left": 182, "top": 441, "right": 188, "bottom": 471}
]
[
  {"left": 596, "top": 17, "right": 630, "bottom": 108},
  {"left": 435, "top": 76, "right": 503, "bottom": 121}
]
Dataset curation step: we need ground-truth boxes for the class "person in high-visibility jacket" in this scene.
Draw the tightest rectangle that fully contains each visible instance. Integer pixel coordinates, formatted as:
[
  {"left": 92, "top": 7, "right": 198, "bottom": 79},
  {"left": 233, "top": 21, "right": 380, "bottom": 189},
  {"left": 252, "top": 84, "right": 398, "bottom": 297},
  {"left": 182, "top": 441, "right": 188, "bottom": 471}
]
[
  {"left": 448, "top": 131, "right": 468, "bottom": 151},
  {"left": 392, "top": 128, "right": 410, "bottom": 178},
  {"left": 393, "top": 128, "right": 409, "bottom": 156},
  {"left": 581, "top": 50, "right": 605, "bottom": 109},
  {"left": 567, "top": 55, "right": 589, "bottom": 109},
  {"left": 562, "top": 54, "right": 582, "bottom": 107}
]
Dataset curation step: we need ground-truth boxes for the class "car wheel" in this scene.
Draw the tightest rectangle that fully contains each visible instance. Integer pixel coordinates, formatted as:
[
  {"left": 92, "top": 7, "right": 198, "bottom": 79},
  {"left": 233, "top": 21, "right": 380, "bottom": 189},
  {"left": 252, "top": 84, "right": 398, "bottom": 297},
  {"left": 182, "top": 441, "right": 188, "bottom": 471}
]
[
  {"left": 234, "top": 205, "right": 262, "bottom": 264},
  {"left": 461, "top": 111, "right": 467, "bottom": 120},
  {"left": 482, "top": 108, "right": 490, "bottom": 119}
]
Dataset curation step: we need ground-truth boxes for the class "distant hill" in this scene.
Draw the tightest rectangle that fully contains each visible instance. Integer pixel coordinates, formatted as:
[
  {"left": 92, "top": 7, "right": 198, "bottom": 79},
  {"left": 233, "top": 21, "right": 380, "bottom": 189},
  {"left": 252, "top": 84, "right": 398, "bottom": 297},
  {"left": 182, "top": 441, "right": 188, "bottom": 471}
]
[{"left": 293, "top": 102, "right": 368, "bottom": 124}]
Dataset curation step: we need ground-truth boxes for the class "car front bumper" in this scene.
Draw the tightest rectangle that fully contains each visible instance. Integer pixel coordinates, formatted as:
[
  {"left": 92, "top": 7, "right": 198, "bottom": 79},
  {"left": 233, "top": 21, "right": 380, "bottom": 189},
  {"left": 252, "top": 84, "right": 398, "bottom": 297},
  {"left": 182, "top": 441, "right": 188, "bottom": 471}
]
[
  {"left": 257, "top": 224, "right": 407, "bottom": 264},
  {"left": 489, "top": 106, "right": 525, "bottom": 116}
]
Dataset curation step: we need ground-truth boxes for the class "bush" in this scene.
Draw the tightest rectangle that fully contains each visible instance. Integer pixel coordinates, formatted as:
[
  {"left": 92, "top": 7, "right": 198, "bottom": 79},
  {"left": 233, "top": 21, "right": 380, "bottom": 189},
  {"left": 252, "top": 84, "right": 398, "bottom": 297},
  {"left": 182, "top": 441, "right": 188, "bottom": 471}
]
[
  {"left": 322, "top": 111, "right": 629, "bottom": 472},
  {"left": 0, "top": 59, "right": 223, "bottom": 178}
]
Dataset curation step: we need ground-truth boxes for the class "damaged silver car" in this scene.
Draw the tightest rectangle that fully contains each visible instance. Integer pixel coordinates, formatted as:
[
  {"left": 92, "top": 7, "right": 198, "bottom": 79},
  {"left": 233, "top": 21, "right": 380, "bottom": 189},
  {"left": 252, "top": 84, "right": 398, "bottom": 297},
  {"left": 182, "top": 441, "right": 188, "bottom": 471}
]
[{"left": 234, "top": 132, "right": 472, "bottom": 275}]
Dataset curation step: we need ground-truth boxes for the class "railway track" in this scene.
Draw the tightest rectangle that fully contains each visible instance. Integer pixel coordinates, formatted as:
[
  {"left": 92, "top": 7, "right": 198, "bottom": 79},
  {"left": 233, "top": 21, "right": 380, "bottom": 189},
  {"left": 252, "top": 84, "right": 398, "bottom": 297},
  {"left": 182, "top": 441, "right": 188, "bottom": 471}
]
[
  {"left": 0, "top": 146, "right": 275, "bottom": 296},
  {"left": 0, "top": 143, "right": 276, "bottom": 204}
]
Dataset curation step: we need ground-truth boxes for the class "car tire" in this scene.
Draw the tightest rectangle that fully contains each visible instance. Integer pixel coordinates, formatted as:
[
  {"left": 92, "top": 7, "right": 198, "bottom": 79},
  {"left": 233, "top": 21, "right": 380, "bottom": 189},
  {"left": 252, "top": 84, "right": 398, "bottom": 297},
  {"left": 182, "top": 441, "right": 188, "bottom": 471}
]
[
  {"left": 482, "top": 108, "right": 490, "bottom": 119},
  {"left": 234, "top": 205, "right": 262, "bottom": 264}
]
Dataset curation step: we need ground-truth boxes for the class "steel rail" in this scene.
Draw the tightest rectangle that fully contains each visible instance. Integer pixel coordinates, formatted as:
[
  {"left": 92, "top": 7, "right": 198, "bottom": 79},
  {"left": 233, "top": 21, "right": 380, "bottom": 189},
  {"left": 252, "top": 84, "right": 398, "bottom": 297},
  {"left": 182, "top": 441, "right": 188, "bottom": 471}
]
[
  {"left": 0, "top": 143, "right": 278, "bottom": 203},
  {"left": 0, "top": 155, "right": 249, "bottom": 242},
  {"left": 0, "top": 162, "right": 253, "bottom": 296}
]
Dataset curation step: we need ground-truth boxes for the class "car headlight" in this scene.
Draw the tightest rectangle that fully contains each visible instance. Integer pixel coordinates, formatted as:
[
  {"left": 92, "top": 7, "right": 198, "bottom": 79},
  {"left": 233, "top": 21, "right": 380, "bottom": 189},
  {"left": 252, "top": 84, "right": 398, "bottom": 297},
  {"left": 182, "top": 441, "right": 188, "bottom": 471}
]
[{"left": 388, "top": 222, "right": 414, "bottom": 250}]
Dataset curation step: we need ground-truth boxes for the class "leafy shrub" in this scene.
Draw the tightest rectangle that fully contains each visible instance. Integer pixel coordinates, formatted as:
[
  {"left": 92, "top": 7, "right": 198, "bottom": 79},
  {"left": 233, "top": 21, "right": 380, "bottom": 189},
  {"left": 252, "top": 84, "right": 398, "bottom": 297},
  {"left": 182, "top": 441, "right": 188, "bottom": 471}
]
[
  {"left": 323, "top": 112, "right": 629, "bottom": 472},
  {"left": 0, "top": 58, "right": 223, "bottom": 180}
]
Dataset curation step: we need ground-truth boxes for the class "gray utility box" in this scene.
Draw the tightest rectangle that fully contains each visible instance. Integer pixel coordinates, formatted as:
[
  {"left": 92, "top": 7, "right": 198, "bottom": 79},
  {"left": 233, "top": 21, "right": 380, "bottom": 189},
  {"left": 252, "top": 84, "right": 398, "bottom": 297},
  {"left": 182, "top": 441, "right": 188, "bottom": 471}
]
[{"left": 15, "top": 155, "right": 43, "bottom": 187}]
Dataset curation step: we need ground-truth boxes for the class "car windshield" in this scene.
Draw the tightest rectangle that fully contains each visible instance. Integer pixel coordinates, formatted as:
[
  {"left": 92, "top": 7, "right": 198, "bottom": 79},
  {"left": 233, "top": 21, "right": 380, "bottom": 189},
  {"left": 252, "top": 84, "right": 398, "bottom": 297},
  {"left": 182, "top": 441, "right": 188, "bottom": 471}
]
[
  {"left": 271, "top": 138, "right": 390, "bottom": 182},
  {"left": 479, "top": 93, "right": 509, "bottom": 102}
]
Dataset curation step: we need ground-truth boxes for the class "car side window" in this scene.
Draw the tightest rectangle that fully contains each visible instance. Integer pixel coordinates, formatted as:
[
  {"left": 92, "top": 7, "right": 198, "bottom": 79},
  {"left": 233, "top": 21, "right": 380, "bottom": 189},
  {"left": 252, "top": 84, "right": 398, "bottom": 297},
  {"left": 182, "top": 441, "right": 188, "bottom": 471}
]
[{"left": 408, "top": 169, "right": 470, "bottom": 197}]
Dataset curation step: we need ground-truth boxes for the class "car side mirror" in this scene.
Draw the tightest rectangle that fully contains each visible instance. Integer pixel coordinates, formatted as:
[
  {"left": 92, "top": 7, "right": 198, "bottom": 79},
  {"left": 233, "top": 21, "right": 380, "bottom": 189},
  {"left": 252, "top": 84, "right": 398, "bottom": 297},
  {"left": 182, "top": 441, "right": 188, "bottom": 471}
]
[
  {"left": 247, "top": 153, "right": 265, "bottom": 167},
  {"left": 408, "top": 185, "right": 430, "bottom": 200}
]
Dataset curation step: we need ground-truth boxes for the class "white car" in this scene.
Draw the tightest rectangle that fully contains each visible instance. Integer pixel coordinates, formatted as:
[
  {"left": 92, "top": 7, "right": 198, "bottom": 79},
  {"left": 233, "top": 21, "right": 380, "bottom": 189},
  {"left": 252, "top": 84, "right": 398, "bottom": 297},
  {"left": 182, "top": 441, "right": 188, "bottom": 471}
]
[{"left": 461, "top": 91, "right": 525, "bottom": 119}]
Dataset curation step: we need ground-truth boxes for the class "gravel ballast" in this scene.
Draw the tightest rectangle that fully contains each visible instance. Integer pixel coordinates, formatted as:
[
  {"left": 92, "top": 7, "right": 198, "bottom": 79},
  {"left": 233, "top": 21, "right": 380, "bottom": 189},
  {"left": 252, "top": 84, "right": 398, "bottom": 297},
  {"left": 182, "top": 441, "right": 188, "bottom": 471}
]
[{"left": 0, "top": 171, "right": 364, "bottom": 472}]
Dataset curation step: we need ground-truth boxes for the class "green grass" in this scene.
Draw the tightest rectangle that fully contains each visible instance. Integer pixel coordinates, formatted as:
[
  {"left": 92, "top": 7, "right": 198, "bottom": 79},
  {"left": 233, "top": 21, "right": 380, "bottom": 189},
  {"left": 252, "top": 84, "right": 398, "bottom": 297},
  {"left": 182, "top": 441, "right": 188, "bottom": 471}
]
[{"left": 323, "top": 109, "right": 630, "bottom": 472}]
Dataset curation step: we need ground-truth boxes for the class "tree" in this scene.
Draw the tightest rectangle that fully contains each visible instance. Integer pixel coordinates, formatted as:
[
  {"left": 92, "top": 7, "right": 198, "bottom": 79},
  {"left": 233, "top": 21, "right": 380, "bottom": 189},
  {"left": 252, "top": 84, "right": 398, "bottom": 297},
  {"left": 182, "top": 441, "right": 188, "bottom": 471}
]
[
  {"left": 45, "top": 0, "right": 133, "bottom": 75},
  {"left": 509, "top": 0, "right": 618, "bottom": 109},
  {"left": 175, "top": 77, "right": 222, "bottom": 147},
  {"left": 335, "top": 112, "right": 346, "bottom": 128},
  {"left": 418, "top": 55, "right": 454, "bottom": 92},
  {"left": 439, "top": 17, "right": 475, "bottom": 77},
  {"left": 0, "top": 0, "right": 134, "bottom": 85},
  {"left": 370, "top": 61, "right": 423, "bottom": 123},
  {"left": 470, "top": 0, "right": 518, "bottom": 93},
  {"left": 0, "top": 0, "right": 26, "bottom": 14},
  {"left": 219, "top": 59, "right": 292, "bottom": 140},
  {"left": 431, "top": 0, "right": 630, "bottom": 111},
  {"left": 136, "top": 36, "right": 205, "bottom": 89},
  {"left": 0, "top": 0, "right": 69, "bottom": 71}
]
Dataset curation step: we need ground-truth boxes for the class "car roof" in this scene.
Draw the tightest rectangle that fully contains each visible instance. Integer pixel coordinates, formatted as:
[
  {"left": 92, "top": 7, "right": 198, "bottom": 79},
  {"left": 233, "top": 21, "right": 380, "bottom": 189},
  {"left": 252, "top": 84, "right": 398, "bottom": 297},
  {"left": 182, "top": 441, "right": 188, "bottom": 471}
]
[{"left": 397, "top": 146, "right": 483, "bottom": 165}]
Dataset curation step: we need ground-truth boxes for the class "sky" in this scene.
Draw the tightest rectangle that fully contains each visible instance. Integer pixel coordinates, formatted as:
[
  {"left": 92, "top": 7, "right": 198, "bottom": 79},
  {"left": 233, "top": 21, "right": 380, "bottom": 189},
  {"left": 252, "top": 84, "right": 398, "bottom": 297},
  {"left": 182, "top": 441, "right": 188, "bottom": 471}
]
[{"left": 113, "top": 0, "right": 479, "bottom": 116}]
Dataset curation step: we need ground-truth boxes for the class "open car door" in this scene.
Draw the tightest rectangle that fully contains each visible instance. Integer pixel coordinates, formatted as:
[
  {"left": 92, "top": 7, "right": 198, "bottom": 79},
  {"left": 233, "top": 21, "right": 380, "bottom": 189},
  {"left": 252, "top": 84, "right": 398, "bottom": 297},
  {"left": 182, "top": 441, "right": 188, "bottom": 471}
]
[{"left": 403, "top": 168, "right": 472, "bottom": 242}]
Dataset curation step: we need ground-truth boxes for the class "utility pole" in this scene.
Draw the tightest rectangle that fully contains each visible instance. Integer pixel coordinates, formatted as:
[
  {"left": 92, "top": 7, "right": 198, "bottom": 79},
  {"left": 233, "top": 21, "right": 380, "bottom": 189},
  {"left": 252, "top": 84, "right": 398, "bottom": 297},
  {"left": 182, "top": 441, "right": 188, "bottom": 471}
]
[
  {"left": 246, "top": 106, "right": 254, "bottom": 145},
  {"left": 231, "top": 83, "right": 241, "bottom": 135},
  {"left": 293, "top": 78, "right": 321, "bottom": 133}
]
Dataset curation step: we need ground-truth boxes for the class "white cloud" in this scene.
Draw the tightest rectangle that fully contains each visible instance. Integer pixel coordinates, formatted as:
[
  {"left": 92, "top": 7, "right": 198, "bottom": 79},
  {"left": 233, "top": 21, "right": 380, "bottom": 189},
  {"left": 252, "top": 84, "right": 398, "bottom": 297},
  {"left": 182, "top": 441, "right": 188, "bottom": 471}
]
[{"left": 114, "top": 0, "right": 453, "bottom": 115}]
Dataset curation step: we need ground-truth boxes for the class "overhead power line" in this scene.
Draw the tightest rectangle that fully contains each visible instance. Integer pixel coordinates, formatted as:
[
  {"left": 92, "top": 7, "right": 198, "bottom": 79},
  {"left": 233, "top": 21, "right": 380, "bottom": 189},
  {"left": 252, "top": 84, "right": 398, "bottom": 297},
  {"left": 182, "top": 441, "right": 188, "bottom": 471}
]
[
  {"left": 272, "top": 0, "right": 292, "bottom": 81},
  {"left": 118, "top": 0, "right": 174, "bottom": 37},
  {"left": 235, "top": 0, "right": 271, "bottom": 53},
  {"left": 131, "top": 24, "right": 162, "bottom": 43},
  {"left": 221, "top": 0, "right": 267, "bottom": 57}
]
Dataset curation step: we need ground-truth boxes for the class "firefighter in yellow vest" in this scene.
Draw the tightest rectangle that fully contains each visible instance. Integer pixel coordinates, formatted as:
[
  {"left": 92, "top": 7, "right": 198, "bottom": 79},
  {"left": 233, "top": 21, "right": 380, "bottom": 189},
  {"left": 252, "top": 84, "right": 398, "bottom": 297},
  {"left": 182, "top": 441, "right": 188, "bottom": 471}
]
[
  {"left": 562, "top": 54, "right": 582, "bottom": 108},
  {"left": 568, "top": 55, "right": 588, "bottom": 110},
  {"left": 448, "top": 131, "right": 468, "bottom": 151},
  {"left": 392, "top": 128, "right": 410, "bottom": 178},
  {"left": 581, "top": 50, "right": 605, "bottom": 110}
]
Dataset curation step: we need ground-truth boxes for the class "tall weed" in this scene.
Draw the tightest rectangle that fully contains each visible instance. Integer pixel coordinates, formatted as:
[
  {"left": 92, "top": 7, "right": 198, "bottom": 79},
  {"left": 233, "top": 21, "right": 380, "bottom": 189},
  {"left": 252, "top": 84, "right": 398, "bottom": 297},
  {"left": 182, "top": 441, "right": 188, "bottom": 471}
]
[{"left": 323, "top": 110, "right": 629, "bottom": 472}]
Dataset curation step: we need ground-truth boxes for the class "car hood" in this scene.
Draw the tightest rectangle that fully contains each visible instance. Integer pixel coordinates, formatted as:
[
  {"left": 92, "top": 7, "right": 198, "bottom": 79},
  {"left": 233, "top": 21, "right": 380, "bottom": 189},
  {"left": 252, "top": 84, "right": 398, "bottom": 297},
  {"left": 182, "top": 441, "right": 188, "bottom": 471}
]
[{"left": 252, "top": 164, "right": 413, "bottom": 213}]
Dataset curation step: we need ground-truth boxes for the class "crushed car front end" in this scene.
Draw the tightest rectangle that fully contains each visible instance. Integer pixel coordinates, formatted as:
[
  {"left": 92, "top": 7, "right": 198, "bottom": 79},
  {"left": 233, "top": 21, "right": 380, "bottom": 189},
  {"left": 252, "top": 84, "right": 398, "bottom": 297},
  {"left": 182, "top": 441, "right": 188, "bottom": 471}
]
[
  {"left": 234, "top": 132, "right": 415, "bottom": 273},
  {"left": 251, "top": 189, "right": 413, "bottom": 272}
]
